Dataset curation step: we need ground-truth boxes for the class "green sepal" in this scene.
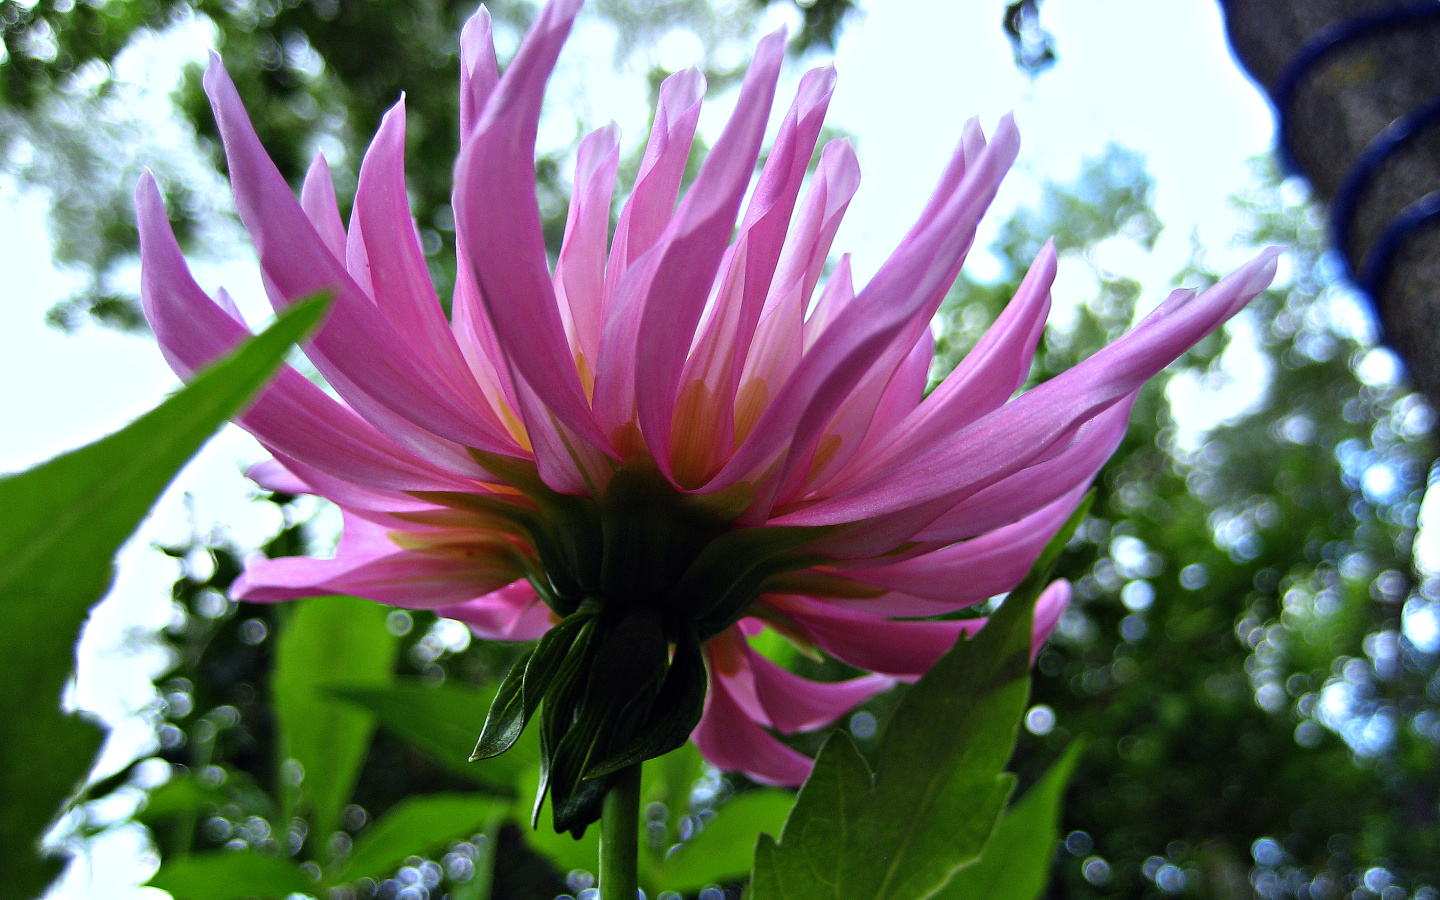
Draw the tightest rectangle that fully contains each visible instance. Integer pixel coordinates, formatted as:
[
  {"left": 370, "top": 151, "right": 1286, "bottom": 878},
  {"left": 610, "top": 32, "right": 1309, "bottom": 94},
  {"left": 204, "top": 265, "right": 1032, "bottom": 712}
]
[
  {"left": 583, "top": 633, "right": 708, "bottom": 779},
  {"left": 469, "top": 448, "right": 604, "bottom": 605},
  {"left": 533, "top": 613, "right": 603, "bottom": 830},
  {"left": 669, "top": 524, "right": 827, "bottom": 639},
  {"left": 471, "top": 610, "right": 594, "bottom": 761},
  {"left": 545, "top": 610, "right": 670, "bottom": 836},
  {"left": 469, "top": 647, "right": 533, "bottom": 762},
  {"left": 599, "top": 459, "right": 736, "bottom": 618}
]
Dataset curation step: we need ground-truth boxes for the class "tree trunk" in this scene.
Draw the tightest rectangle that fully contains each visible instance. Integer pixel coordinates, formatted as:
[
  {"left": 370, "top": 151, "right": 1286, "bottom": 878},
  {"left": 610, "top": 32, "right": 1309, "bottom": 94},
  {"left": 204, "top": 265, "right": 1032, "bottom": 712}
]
[{"left": 1219, "top": 0, "right": 1440, "bottom": 411}]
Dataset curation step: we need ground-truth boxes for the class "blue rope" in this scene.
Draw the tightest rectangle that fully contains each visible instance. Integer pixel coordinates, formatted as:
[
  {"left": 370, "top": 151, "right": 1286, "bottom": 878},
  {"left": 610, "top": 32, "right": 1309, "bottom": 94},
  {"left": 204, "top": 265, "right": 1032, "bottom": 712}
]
[
  {"left": 1264, "top": 1, "right": 1440, "bottom": 326},
  {"left": 1358, "top": 189, "right": 1440, "bottom": 296},
  {"left": 1330, "top": 95, "right": 1440, "bottom": 277}
]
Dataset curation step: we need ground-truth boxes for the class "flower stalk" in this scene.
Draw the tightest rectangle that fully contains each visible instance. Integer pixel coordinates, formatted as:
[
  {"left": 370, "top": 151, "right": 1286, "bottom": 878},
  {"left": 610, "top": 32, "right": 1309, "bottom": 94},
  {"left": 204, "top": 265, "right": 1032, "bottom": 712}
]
[{"left": 599, "top": 762, "right": 641, "bottom": 900}]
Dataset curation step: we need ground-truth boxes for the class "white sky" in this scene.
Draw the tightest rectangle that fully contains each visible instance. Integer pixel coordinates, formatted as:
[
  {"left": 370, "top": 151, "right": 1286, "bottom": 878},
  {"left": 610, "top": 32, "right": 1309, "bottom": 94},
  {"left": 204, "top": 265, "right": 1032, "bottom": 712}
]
[{"left": 0, "top": 1, "right": 1279, "bottom": 896}]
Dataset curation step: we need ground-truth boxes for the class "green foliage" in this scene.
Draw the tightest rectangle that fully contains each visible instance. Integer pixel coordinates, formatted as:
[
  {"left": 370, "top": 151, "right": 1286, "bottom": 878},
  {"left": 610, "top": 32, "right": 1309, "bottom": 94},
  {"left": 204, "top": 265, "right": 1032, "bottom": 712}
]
[
  {"left": 0, "top": 294, "right": 326, "bottom": 897},
  {"left": 272, "top": 594, "right": 398, "bottom": 850},
  {"left": 335, "top": 679, "right": 538, "bottom": 790},
  {"left": 334, "top": 793, "right": 507, "bottom": 885},
  {"left": 146, "top": 849, "right": 315, "bottom": 900},
  {"left": 749, "top": 504, "right": 1086, "bottom": 900},
  {"left": 933, "top": 741, "right": 1082, "bottom": 900}
]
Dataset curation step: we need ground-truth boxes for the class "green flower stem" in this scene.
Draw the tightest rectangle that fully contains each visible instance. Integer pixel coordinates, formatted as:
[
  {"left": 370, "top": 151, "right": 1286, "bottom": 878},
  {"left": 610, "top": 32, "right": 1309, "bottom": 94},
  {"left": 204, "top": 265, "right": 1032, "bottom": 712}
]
[{"left": 599, "top": 762, "right": 642, "bottom": 900}]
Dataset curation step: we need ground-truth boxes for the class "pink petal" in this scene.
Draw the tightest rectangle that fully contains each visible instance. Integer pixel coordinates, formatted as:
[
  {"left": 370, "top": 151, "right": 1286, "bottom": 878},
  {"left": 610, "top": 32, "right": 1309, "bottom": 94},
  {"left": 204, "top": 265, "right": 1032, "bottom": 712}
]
[
  {"left": 692, "top": 644, "right": 815, "bottom": 786},
  {"left": 233, "top": 514, "right": 518, "bottom": 607},
  {"left": 245, "top": 458, "right": 310, "bottom": 495},
  {"left": 459, "top": 6, "right": 500, "bottom": 140},
  {"left": 593, "top": 30, "right": 786, "bottom": 468},
  {"left": 836, "top": 483, "right": 1088, "bottom": 610},
  {"left": 706, "top": 117, "right": 1022, "bottom": 507},
  {"left": 801, "top": 252, "right": 855, "bottom": 352},
  {"left": 352, "top": 98, "right": 514, "bottom": 444},
  {"left": 604, "top": 67, "right": 706, "bottom": 295},
  {"left": 687, "top": 66, "right": 838, "bottom": 397},
  {"left": 774, "top": 247, "right": 1280, "bottom": 531},
  {"left": 743, "top": 643, "right": 893, "bottom": 734},
  {"left": 912, "top": 396, "right": 1133, "bottom": 543},
  {"left": 671, "top": 67, "right": 838, "bottom": 483},
  {"left": 796, "top": 399, "right": 1123, "bottom": 559},
  {"left": 1032, "top": 580, "right": 1071, "bottom": 660},
  {"left": 136, "top": 173, "right": 484, "bottom": 493},
  {"left": 202, "top": 58, "right": 522, "bottom": 457},
  {"left": 764, "top": 594, "right": 981, "bottom": 679},
  {"left": 451, "top": 246, "right": 523, "bottom": 433},
  {"left": 554, "top": 123, "right": 621, "bottom": 369},
  {"left": 299, "top": 154, "right": 347, "bottom": 260},
  {"left": 437, "top": 580, "right": 555, "bottom": 642},
  {"left": 452, "top": 0, "right": 609, "bottom": 451},
  {"left": 779, "top": 323, "right": 935, "bottom": 505},
  {"left": 510, "top": 373, "right": 615, "bottom": 496},
  {"left": 740, "top": 142, "right": 861, "bottom": 420},
  {"left": 840, "top": 241, "right": 1056, "bottom": 493}
]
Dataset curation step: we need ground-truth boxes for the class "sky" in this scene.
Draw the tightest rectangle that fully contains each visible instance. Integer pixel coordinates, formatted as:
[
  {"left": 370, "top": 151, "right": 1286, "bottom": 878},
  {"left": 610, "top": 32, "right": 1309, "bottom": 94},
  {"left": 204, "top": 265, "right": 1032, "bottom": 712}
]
[{"left": 0, "top": 1, "right": 1279, "bottom": 895}]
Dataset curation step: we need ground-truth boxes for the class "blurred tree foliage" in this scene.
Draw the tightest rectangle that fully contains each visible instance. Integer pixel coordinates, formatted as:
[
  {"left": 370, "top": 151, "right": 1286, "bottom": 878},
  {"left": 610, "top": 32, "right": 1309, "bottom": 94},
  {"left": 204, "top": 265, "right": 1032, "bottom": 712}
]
[
  {"left": 0, "top": 0, "right": 854, "bottom": 331},
  {"left": 930, "top": 146, "right": 1439, "bottom": 899}
]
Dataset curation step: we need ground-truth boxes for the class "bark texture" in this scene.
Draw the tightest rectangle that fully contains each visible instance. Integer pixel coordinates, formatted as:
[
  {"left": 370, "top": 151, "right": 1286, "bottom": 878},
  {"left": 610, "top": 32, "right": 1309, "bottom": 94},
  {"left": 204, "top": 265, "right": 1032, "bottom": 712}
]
[{"left": 1220, "top": 0, "right": 1440, "bottom": 410}]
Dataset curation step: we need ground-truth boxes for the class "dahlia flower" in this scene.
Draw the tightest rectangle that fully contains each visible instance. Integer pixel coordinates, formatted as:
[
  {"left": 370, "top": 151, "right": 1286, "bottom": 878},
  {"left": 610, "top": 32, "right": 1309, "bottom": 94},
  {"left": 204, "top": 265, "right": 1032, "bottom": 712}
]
[{"left": 138, "top": 0, "right": 1278, "bottom": 835}]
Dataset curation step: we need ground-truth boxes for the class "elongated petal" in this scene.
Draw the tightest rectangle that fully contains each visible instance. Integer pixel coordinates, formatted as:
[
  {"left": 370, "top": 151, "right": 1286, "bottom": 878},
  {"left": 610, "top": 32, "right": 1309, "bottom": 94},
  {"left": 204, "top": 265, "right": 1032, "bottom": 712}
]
[
  {"left": 764, "top": 594, "right": 981, "bottom": 679},
  {"left": 594, "top": 29, "right": 786, "bottom": 467},
  {"left": 913, "top": 396, "right": 1133, "bottom": 543},
  {"left": 1032, "top": 580, "right": 1070, "bottom": 660},
  {"left": 685, "top": 67, "right": 837, "bottom": 399},
  {"left": 837, "top": 483, "right": 1088, "bottom": 609},
  {"left": 233, "top": 514, "right": 518, "bottom": 607},
  {"left": 796, "top": 397, "right": 1127, "bottom": 559},
  {"left": 453, "top": 0, "right": 609, "bottom": 450},
  {"left": 137, "top": 174, "right": 484, "bottom": 493},
  {"left": 555, "top": 123, "right": 620, "bottom": 369},
  {"left": 692, "top": 646, "right": 815, "bottom": 786},
  {"left": 353, "top": 98, "right": 520, "bottom": 451},
  {"left": 779, "top": 324, "right": 935, "bottom": 506},
  {"left": 604, "top": 67, "right": 706, "bottom": 293},
  {"left": 300, "top": 154, "right": 346, "bottom": 259},
  {"left": 459, "top": 6, "right": 500, "bottom": 139},
  {"left": 840, "top": 241, "right": 1055, "bottom": 491},
  {"left": 672, "top": 67, "right": 837, "bottom": 482},
  {"left": 437, "top": 580, "right": 555, "bottom": 641},
  {"left": 744, "top": 644, "right": 893, "bottom": 733},
  {"left": 740, "top": 141, "right": 861, "bottom": 413},
  {"left": 203, "top": 58, "right": 521, "bottom": 456},
  {"left": 708, "top": 117, "right": 1022, "bottom": 506},
  {"left": 775, "top": 247, "right": 1280, "bottom": 530}
]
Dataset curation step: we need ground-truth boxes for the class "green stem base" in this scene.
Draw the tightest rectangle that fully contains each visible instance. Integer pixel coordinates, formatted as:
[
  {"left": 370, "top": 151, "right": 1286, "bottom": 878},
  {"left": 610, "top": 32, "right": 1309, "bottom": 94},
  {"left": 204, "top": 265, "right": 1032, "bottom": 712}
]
[{"left": 599, "top": 763, "right": 642, "bottom": 900}]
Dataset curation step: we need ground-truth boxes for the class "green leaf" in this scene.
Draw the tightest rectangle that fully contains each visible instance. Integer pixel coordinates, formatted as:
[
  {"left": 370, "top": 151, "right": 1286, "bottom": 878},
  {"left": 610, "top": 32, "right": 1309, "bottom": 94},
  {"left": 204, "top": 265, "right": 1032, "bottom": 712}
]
[
  {"left": 748, "top": 499, "right": 1090, "bottom": 900},
  {"left": 134, "top": 774, "right": 230, "bottom": 826},
  {"left": 332, "top": 679, "right": 540, "bottom": 790},
  {"left": 333, "top": 793, "right": 508, "bottom": 886},
  {"left": 0, "top": 295, "right": 328, "bottom": 897},
  {"left": 147, "top": 849, "right": 315, "bottom": 899},
  {"left": 653, "top": 790, "right": 795, "bottom": 893},
  {"left": 137, "top": 769, "right": 275, "bottom": 828},
  {"left": 932, "top": 742, "right": 1083, "bottom": 900},
  {"left": 272, "top": 595, "right": 398, "bottom": 849}
]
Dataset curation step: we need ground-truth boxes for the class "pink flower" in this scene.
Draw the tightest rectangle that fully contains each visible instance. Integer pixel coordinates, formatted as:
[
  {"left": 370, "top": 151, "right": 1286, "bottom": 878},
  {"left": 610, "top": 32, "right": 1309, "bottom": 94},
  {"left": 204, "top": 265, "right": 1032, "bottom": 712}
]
[{"left": 137, "top": 0, "right": 1278, "bottom": 830}]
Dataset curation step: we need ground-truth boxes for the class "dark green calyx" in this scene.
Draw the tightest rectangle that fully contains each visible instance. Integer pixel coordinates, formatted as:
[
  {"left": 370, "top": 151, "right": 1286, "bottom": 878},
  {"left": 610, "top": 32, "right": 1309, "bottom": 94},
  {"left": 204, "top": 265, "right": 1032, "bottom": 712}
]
[{"left": 465, "top": 455, "right": 829, "bottom": 837}]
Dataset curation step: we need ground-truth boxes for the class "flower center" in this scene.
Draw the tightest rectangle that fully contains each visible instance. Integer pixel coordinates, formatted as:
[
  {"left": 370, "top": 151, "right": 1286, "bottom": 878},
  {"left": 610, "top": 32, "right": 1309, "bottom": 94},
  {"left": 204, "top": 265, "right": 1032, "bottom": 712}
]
[{"left": 459, "top": 453, "right": 825, "bottom": 836}]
